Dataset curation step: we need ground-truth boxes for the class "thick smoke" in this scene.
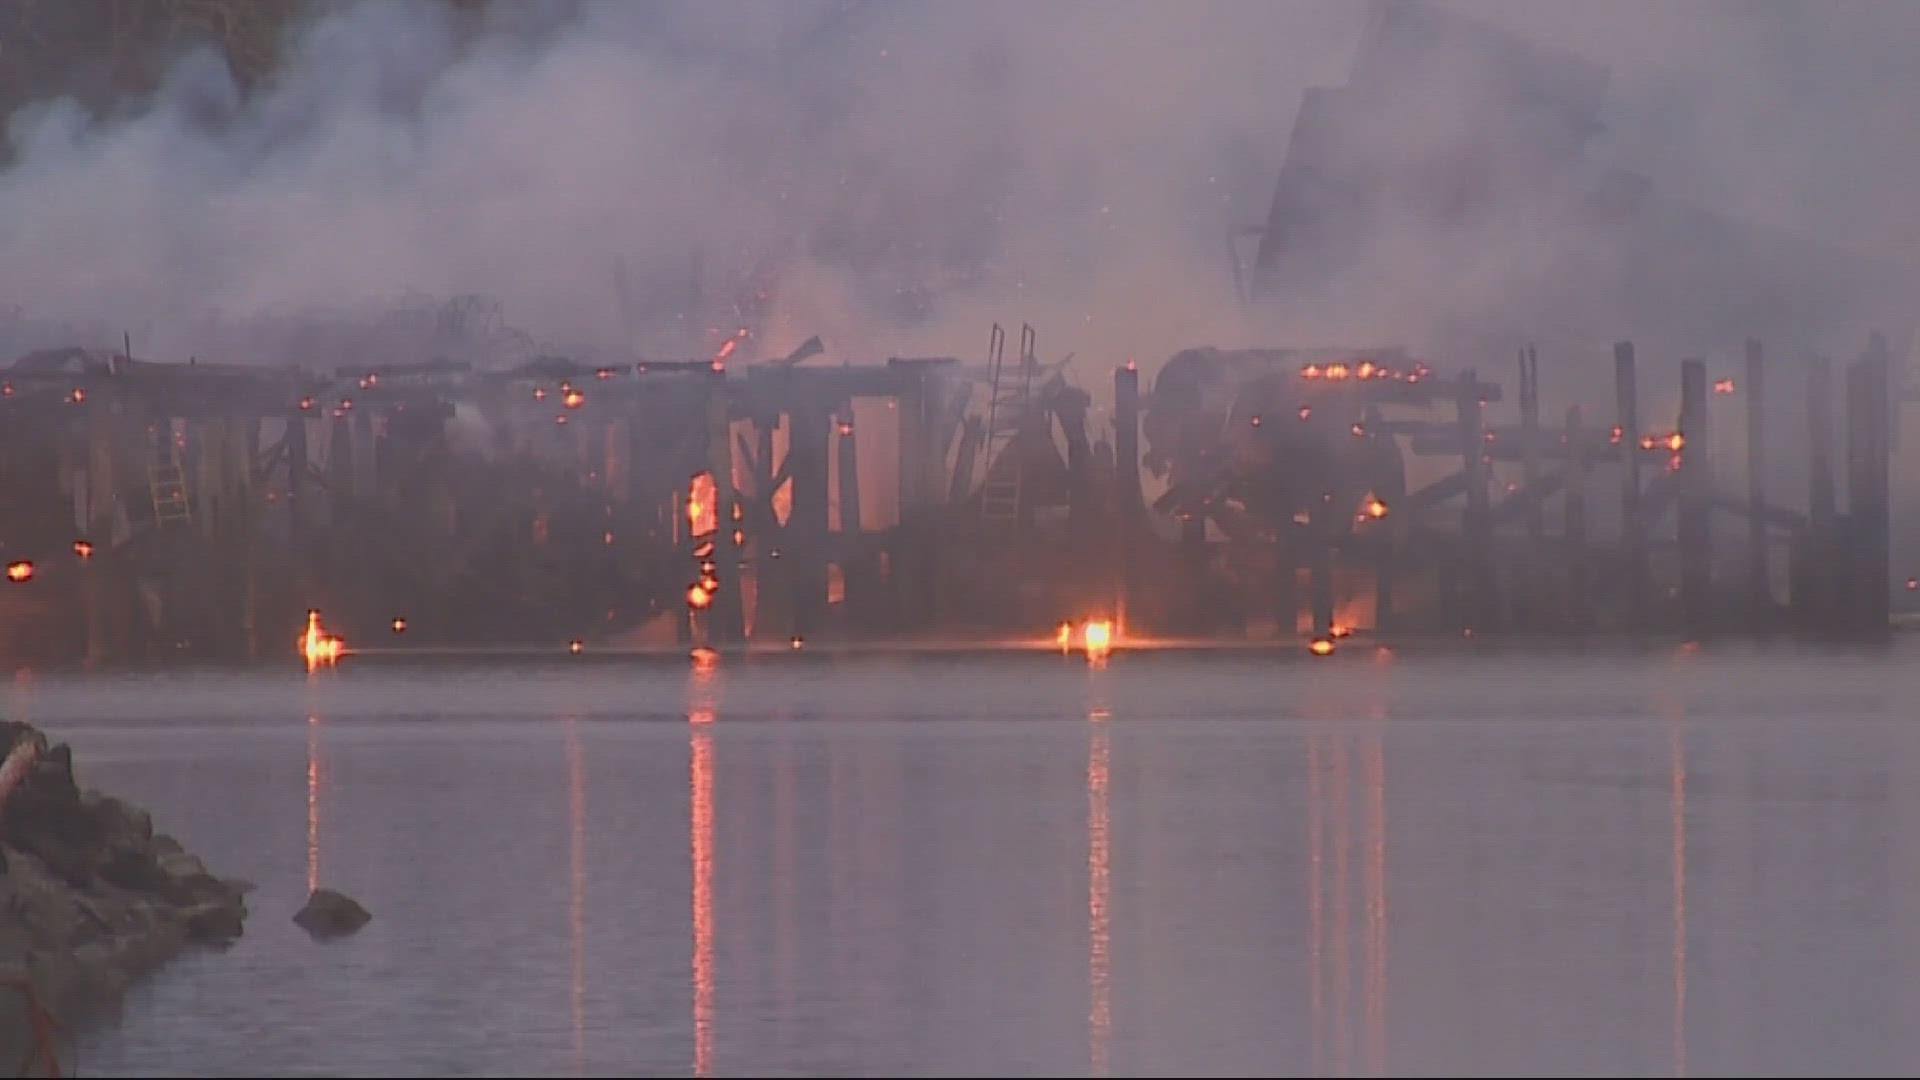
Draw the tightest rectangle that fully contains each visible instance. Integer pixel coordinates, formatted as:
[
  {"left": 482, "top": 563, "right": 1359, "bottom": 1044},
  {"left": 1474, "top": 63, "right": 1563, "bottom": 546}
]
[{"left": 0, "top": 0, "right": 1915, "bottom": 387}]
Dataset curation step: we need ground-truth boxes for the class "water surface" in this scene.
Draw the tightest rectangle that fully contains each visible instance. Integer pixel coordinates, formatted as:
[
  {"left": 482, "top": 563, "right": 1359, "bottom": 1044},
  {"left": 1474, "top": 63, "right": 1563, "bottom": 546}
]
[{"left": 8, "top": 643, "right": 1917, "bottom": 1076}]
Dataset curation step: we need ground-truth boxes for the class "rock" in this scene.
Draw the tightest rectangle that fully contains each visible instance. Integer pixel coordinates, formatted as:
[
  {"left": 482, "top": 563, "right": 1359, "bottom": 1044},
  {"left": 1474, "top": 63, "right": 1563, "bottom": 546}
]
[{"left": 293, "top": 889, "right": 371, "bottom": 936}]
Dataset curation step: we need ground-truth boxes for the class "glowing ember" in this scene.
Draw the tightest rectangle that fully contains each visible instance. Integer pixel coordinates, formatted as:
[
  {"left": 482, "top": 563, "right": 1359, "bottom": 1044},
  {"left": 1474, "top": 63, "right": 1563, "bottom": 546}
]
[
  {"left": 1907, "top": 578, "right": 1917, "bottom": 591},
  {"left": 688, "top": 585, "right": 713, "bottom": 609},
  {"left": 1325, "top": 364, "right": 1351, "bottom": 381},
  {"left": 1668, "top": 433, "right": 1685, "bottom": 451},
  {"left": 563, "top": 390, "right": 585, "bottom": 409},
  {"left": 72, "top": 540, "right": 93, "bottom": 560},
  {"left": 1713, "top": 378, "right": 1735, "bottom": 394},
  {"left": 790, "top": 636, "right": 804, "bottom": 650},
  {"left": 70, "top": 388, "right": 85, "bottom": 404},
  {"left": 391, "top": 617, "right": 407, "bottom": 633},
  {"left": 535, "top": 387, "right": 548, "bottom": 400},
  {"left": 1250, "top": 415, "right": 1263, "bottom": 427},
  {"left": 569, "top": 640, "right": 584, "bottom": 654},
  {"left": 1357, "top": 361, "right": 1376, "bottom": 379},
  {"left": 1610, "top": 426, "right": 1624, "bottom": 444},
  {"left": 1364, "top": 496, "right": 1389, "bottom": 519},
  {"left": 1302, "top": 364, "right": 1324, "bottom": 379},
  {"left": 1298, "top": 406, "right": 1312, "bottom": 421},
  {"left": 1083, "top": 619, "right": 1113, "bottom": 660},
  {"left": 5, "top": 561, "right": 33, "bottom": 582},
  {"left": 838, "top": 421, "right": 854, "bottom": 435},
  {"left": 1331, "top": 625, "right": 1353, "bottom": 639},
  {"left": 715, "top": 339, "right": 738, "bottom": 364},
  {"left": 299, "top": 610, "right": 344, "bottom": 670},
  {"left": 1309, "top": 638, "right": 1335, "bottom": 656},
  {"left": 299, "top": 397, "right": 314, "bottom": 411},
  {"left": 596, "top": 368, "right": 616, "bottom": 381}
]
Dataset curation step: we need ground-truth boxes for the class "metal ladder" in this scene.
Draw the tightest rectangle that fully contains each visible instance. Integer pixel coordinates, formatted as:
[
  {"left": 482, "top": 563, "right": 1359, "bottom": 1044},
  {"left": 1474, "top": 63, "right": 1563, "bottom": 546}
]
[
  {"left": 148, "top": 432, "right": 193, "bottom": 529},
  {"left": 979, "top": 323, "right": 1037, "bottom": 523}
]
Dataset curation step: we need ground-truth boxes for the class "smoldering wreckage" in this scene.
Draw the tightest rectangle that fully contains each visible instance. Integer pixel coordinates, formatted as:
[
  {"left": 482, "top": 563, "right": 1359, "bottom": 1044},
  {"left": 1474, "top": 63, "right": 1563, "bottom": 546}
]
[{"left": 0, "top": 2, "right": 1912, "bottom": 664}]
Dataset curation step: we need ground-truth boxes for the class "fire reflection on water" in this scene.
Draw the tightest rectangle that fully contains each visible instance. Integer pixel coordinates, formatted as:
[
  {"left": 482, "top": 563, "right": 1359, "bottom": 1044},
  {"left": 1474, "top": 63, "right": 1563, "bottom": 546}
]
[
  {"left": 565, "top": 717, "right": 587, "bottom": 1074},
  {"left": 306, "top": 714, "right": 322, "bottom": 895},
  {"left": 1088, "top": 702, "right": 1112, "bottom": 1076},
  {"left": 1306, "top": 704, "right": 1390, "bottom": 1077},
  {"left": 689, "top": 660, "right": 717, "bottom": 1077}
]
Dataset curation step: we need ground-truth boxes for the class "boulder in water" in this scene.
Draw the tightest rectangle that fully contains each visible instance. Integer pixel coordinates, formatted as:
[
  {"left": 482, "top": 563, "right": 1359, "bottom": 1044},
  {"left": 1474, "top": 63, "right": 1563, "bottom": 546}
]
[{"left": 293, "top": 888, "right": 371, "bottom": 936}]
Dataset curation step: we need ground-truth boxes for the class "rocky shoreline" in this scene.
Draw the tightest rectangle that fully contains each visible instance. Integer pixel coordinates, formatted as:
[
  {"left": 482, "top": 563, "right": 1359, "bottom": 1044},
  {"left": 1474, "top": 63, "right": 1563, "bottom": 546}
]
[{"left": 2, "top": 720, "right": 248, "bottom": 1069}]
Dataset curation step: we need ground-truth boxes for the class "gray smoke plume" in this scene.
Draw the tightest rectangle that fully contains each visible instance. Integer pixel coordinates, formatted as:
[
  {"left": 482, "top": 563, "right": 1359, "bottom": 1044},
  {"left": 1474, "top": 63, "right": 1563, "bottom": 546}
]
[{"left": 0, "top": 0, "right": 1914, "bottom": 391}]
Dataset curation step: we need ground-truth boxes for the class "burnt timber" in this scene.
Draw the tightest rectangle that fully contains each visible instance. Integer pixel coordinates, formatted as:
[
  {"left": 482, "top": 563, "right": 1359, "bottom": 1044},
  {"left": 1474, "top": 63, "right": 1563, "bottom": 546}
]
[{"left": 0, "top": 329, "right": 1900, "bottom": 661}]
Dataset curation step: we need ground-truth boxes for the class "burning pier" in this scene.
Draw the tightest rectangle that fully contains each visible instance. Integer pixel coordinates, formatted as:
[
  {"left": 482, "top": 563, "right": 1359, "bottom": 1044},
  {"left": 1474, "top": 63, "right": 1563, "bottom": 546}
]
[{"left": 0, "top": 327, "right": 1901, "bottom": 661}]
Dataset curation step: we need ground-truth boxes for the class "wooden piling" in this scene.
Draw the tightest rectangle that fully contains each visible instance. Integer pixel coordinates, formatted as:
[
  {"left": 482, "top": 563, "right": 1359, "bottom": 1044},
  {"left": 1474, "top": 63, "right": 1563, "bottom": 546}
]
[
  {"left": 1806, "top": 356, "right": 1837, "bottom": 628},
  {"left": 1677, "top": 358, "right": 1711, "bottom": 628},
  {"left": 1457, "top": 371, "right": 1496, "bottom": 629},
  {"left": 1113, "top": 364, "right": 1143, "bottom": 629},
  {"left": 1614, "top": 342, "right": 1646, "bottom": 624},
  {"left": 787, "top": 404, "right": 831, "bottom": 641},
  {"left": 1563, "top": 405, "right": 1589, "bottom": 627},
  {"left": 704, "top": 369, "right": 745, "bottom": 643},
  {"left": 1744, "top": 340, "right": 1769, "bottom": 619},
  {"left": 1845, "top": 339, "right": 1892, "bottom": 629}
]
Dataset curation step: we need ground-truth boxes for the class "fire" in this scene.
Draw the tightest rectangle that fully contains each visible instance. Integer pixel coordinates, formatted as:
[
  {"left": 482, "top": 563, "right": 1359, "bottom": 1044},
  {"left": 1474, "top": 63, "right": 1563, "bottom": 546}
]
[
  {"left": 5, "top": 560, "right": 33, "bottom": 582},
  {"left": 299, "top": 610, "right": 344, "bottom": 670},
  {"left": 1331, "top": 625, "right": 1353, "bottom": 639},
  {"left": 1302, "top": 364, "right": 1323, "bottom": 379},
  {"left": 1357, "top": 361, "right": 1376, "bottom": 380},
  {"left": 1668, "top": 433, "right": 1685, "bottom": 452},
  {"left": 1298, "top": 406, "right": 1313, "bottom": 421},
  {"left": 1309, "top": 638, "right": 1335, "bottom": 656},
  {"left": 563, "top": 390, "right": 585, "bottom": 409},
  {"left": 688, "top": 584, "right": 713, "bottom": 609},
  {"left": 72, "top": 540, "right": 93, "bottom": 560},
  {"left": 1363, "top": 496, "right": 1389, "bottom": 520},
  {"left": 1057, "top": 622, "right": 1073, "bottom": 654},
  {"left": 1713, "top": 378, "right": 1735, "bottom": 395},
  {"left": 70, "top": 388, "right": 85, "bottom": 404},
  {"left": 1611, "top": 425, "right": 1624, "bottom": 444},
  {"left": 790, "top": 636, "right": 805, "bottom": 650},
  {"left": 535, "top": 387, "right": 548, "bottom": 401},
  {"left": 1325, "top": 364, "right": 1351, "bottom": 381},
  {"left": 1250, "top": 415, "right": 1262, "bottom": 427},
  {"left": 1083, "top": 619, "right": 1113, "bottom": 660},
  {"left": 1351, "top": 423, "right": 1367, "bottom": 437},
  {"left": 569, "top": 640, "right": 584, "bottom": 655},
  {"left": 391, "top": 616, "right": 407, "bottom": 633}
]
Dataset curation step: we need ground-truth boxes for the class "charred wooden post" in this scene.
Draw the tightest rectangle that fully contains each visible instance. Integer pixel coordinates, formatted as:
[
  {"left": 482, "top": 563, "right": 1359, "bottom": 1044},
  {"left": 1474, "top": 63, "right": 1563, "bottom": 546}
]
[
  {"left": 1457, "top": 370, "right": 1497, "bottom": 629},
  {"left": 1613, "top": 342, "right": 1646, "bottom": 624},
  {"left": 1744, "top": 340, "right": 1770, "bottom": 618},
  {"left": 1563, "top": 405, "right": 1589, "bottom": 627},
  {"left": 787, "top": 405, "right": 831, "bottom": 641},
  {"left": 1113, "top": 364, "right": 1143, "bottom": 628},
  {"left": 1845, "top": 338, "right": 1893, "bottom": 629},
  {"left": 704, "top": 369, "right": 745, "bottom": 643},
  {"left": 1805, "top": 356, "right": 1838, "bottom": 628},
  {"left": 1677, "top": 358, "right": 1711, "bottom": 628},
  {"left": 835, "top": 409, "right": 863, "bottom": 616},
  {"left": 1518, "top": 345, "right": 1544, "bottom": 544}
]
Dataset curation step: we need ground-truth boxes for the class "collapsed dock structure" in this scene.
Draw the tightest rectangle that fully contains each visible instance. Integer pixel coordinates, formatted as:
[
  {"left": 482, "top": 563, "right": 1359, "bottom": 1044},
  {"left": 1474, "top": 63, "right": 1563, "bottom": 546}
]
[{"left": 1, "top": 0, "right": 1909, "bottom": 658}]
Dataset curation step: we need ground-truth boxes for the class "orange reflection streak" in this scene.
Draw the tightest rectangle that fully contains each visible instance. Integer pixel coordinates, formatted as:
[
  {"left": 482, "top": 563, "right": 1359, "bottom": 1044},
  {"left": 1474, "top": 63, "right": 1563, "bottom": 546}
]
[
  {"left": 1671, "top": 716, "right": 1688, "bottom": 1078},
  {"left": 1308, "top": 734, "right": 1325, "bottom": 1078},
  {"left": 566, "top": 718, "right": 587, "bottom": 1074},
  {"left": 1088, "top": 715, "right": 1112, "bottom": 1077},
  {"left": 306, "top": 715, "right": 322, "bottom": 895},
  {"left": 1364, "top": 725, "right": 1389, "bottom": 1078},
  {"left": 1332, "top": 736, "right": 1353, "bottom": 1080},
  {"left": 690, "top": 678, "right": 716, "bottom": 1077}
]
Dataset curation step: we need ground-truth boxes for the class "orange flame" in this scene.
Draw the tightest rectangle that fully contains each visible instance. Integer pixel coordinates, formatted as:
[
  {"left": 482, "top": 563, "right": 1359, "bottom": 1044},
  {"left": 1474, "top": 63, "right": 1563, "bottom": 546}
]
[
  {"left": 1325, "top": 364, "right": 1351, "bottom": 381},
  {"left": 300, "top": 610, "right": 344, "bottom": 670},
  {"left": 1057, "top": 622, "right": 1073, "bottom": 654},
  {"left": 5, "top": 560, "right": 33, "bottom": 582},
  {"left": 73, "top": 540, "right": 94, "bottom": 559},
  {"left": 1083, "top": 619, "right": 1113, "bottom": 661},
  {"left": 563, "top": 389, "right": 585, "bottom": 409},
  {"left": 1309, "top": 638, "right": 1335, "bottom": 656},
  {"left": 1302, "top": 364, "right": 1324, "bottom": 379}
]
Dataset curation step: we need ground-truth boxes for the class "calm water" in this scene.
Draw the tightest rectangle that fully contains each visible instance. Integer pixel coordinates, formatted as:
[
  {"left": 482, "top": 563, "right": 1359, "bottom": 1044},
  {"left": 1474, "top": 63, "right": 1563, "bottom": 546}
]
[{"left": 8, "top": 642, "right": 1920, "bottom": 1077}]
